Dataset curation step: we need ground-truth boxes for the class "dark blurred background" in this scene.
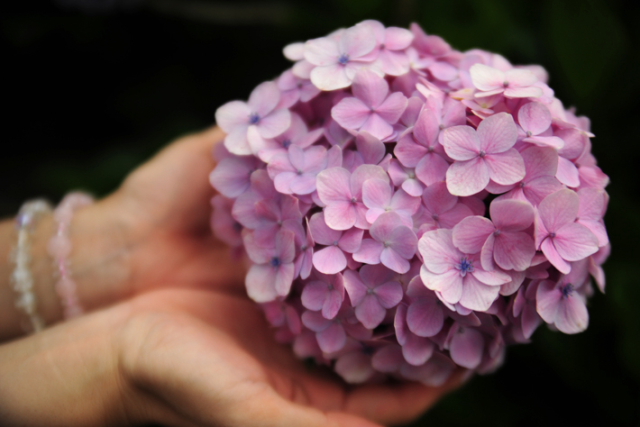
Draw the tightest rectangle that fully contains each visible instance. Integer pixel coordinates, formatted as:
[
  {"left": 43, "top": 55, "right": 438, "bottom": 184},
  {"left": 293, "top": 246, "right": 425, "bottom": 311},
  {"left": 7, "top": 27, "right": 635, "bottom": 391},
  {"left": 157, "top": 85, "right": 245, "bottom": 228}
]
[{"left": 2, "top": 0, "right": 639, "bottom": 425}]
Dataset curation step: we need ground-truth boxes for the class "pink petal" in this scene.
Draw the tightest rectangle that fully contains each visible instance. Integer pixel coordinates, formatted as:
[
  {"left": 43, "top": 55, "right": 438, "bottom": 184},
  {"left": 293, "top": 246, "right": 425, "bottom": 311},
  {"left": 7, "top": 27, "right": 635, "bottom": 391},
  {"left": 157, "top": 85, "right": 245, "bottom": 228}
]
[
  {"left": 245, "top": 264, "right": 278, "bottom": 303},
  {"left": 555, "top": 294, "right": 589, "bottom": 334},
  {"left": 418, "top": 229, "right": 462, "bottom": 274},
  {"left": 274, "top": 263, "right": 295, "bottom": 297},
  {"left": 494, "top": 231, "right": 535, "bottom": 271},
  {"left": 452, "top": 216, "right": 494, "bottom": 254},
  {"left": 375, "top": 281, "right": 404, "bottom": 308},
  {"left": 381, "top": 247, "right": 411, "bottom": 273},
  {"left": 324, "top": 289, "right": 344, "bottom": 320},
  {"left": 375, "top": 92, "right": 409, "bottom": 124},
  {"left": 316, "top": 167, "right": 351, "bottom": 203},
  {"left": 535, "top": 280, "right": 561, "bottom": 323},
  {"left": 446, "top": 157, "right": 491, "bottom": 196},
  {"left": 310, "top": 64, "right": 351, "bottom": 90},
  {"left": 215, "top": 100, "right": 251, "bottom": 131},
  {"left": 371, "top": 345, "right": 404, "bottom": 373},
  {"left": 413, "top": 107, "right": 440, "bottom": 147},
  {"left": 332, "top": 97, "right": 372, "bottom": 130},
  {"left": 477, "top": 112, "right": 518, "bottom": 154},
  {"left": 556, "top": 157, "right": 581, "bottom": 187},
  {"left": 394, "top": 136, "right": 428, "bottom": 168},
  {"left": 524, "top": 136, "right": 565, "bottom": 150},
  {"left": 209, "top": 156, "right": 258, "bottom": 198},
  {"left": 421, "top": 267, "right": 463, "bottom": 305},
  {"left": 341, "top": 23, "right": 377, "bottom": 58},
  {"left": 388, "top": 225, "right": 418, "bottom": 258},
  {"left": 470, "top": 64, "right": 504, "bottom": 91},
  {"left": 313, "top": 246, "right": 348, "bottom": 274},
  {"left": 505, "top": 68, "right": 538, "bottom": 87},
  {"left": 352, "top": 69, "right": 389, "bottom": 108},
  {"left": 350, "top": 164, "right": 389, "bottom": 198},
  {"left": 335, "top": 352, "right": 374, "bottom": 384},
  {"left": 538, "top": 189, "right": 580, "bottom": 232},
  {"left": 223, "top": 127, "right": 252, "bottom": 155},
  {"left": 304, "top": 37, "right": 339, "bottom": 66},
  {"left": 518, "top": 102, "right": 552, "bottom": 135},
  {"left": 504, "top": 86, "right": 543, "bottom": 98},
  {"left": 248, "top": 81, "right": 280, "bottom": 117},
  {"left": 360, "top": 113, "right": 394, "bottom": 140},
  {"left": 343, "top": 269, "right": 368, "bottom": 306},
  {"left": 490, "top": 199, "right": 534, "bottom": 231},
  {"left": 402, "top": 334, "right": 434, "bottom": 366},
  {"left": 324, "top": 202, "right": 357, "bottom": 231},
  {"left": 415, "top": 153, "right": 450, "bottom": 186},
  {"left": 485, "top": 148, "right": 525, "bottom": 185},
  {"left": 355, "top": 132, "right": 385, "bottom": 165},
  {"left": 541, "top": 238, "right": 571, "bottom": 274},
  {"left": 356, "top": 295, "right": 386, "bottom": 329},
  {"left": 336, "top": 228, "right": 362, "bottom": 254},
  {"left": 353, "top": 238, "right": 384, "bottom": 265},
  {"left": 480, "top": 233, "right": 496, "bottom": 271},
  {"left": 309, "top": 212, "right": 341, "bottom": 246},
  {"left": 443, "top": 125, "right": 480, "bottom": 161},
  {"left": 407, "top": 298, "right": 444, "bottom": 337},
  {"left": 554, "top": 223, "right": 599, "bottom": 261},
  {"left": 459, "top": 274, "right": 500, "bottom": 311},
  {"left": 385, "top": 26, "right": 414, "bottom": 50},
  {"left": 301, "top": 281, "right": 329, "bottom": 312},
  {"left": 521, "top": 304, "right": 542, "bottom": 339},
  {"left": 522, "top": 145, "right": 558, "bottom": 180},
  {"left": 317, "top": 323, "right": 347, "bottom": 353},
  {"left": 449, "top": 326, "right": 484, "bottom": 369}
]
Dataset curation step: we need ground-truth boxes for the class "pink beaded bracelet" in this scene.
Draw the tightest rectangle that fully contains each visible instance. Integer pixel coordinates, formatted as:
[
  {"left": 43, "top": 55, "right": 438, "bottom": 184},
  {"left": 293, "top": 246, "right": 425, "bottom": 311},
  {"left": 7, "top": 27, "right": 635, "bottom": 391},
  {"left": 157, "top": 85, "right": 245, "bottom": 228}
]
[{"left": 47, "top": 192, "right": 94, "bottom": 319}]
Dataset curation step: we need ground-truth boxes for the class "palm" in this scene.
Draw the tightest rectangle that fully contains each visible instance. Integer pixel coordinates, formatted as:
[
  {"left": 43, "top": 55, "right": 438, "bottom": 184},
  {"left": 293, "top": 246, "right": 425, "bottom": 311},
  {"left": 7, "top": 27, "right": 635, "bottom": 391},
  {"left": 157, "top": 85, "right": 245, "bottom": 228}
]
[
  {"left": 111, "top": 129, "right": 460, "bottom": 426},
  {"left": 122, "top": 288, "right": 458, "bottom": 427}
]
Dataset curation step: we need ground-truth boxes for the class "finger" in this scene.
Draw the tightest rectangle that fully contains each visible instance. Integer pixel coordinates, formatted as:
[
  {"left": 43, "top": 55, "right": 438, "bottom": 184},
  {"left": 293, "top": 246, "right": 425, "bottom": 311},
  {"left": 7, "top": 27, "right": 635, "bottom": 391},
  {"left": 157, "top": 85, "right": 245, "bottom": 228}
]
[
  {"left": 118, "top": 126, "right": 225, "bottom": 234},
  {"left": 341, "top": 370, "right": 466, "bottom": 426}
]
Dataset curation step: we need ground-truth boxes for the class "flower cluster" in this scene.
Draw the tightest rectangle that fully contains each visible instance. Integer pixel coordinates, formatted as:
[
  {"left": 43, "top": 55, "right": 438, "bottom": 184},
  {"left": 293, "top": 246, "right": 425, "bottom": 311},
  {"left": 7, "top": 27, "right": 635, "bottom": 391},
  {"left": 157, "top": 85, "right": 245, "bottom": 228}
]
[{"left": 210, "top": 20, "right": 610, "bottom": 385}]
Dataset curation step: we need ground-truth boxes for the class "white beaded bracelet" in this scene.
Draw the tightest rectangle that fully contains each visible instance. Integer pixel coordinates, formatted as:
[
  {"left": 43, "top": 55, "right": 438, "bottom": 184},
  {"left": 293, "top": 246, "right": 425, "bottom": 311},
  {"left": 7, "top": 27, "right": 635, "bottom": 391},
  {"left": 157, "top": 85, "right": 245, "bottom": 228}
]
[{"left": 11, "top": 199, "right": 53, "bottom": 333}]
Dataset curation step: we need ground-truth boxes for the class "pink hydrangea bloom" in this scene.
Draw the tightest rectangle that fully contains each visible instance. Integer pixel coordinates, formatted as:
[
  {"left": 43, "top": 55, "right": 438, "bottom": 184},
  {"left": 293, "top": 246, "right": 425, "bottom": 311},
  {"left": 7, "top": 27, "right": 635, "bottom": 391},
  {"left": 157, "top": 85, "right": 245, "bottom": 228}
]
[
  {"left": 343, "top": 265, "right": 403, "bottom": 328},
  {"left": 210, "top": 20, "right": 610, "bottom": 386},
  {"left": 452, "top": 199, "right": 536, "bottom": 271},
  {"left": 215, "top": 81, "right": 291, "bottom": 155},
  {"left": 244, "top": 230, "right": 296, "bottom": 302},
  {"left": 534, "top": 189, "right": 599, "bottom": 274},
  {"left": 316, "top": 164, "right": 389, "bottom": 230},
  {"left": 470, "top": 64, "right": 543, "bottom": 98},
  {"left": 331, "top": 70, "right": 408, "bottom": 140},
  {"left": 304, "top": 24, "right": 379, "bottom": 90},
  {"left": 353, "top": 212, "right": 418, "bottom": 274},
  {"left": 536, "top": 261, "right": 591, "bottom": 334},
  {"left": 418, "top": 229, "right": 512, "bottom": 311},
  {"left": 308, "top": 212, "right": 363, "bottom": 274},
  {"left": 443, "top": 112, "right": 525, "bottom": 196}
]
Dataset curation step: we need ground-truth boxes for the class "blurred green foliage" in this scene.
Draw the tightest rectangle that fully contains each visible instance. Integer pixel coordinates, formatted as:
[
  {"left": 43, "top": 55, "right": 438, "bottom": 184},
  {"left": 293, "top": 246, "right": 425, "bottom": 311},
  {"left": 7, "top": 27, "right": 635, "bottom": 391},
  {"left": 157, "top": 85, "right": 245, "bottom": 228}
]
[{"left": 2, "top": 0, "right": 639, "bottom": 425}]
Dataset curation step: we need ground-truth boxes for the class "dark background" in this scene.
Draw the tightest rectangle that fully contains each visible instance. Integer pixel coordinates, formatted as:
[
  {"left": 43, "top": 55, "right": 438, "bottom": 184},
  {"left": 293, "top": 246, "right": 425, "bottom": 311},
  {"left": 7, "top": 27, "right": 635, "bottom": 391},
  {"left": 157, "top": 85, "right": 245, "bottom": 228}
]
[{"left": 2, "top": 0, "right": 639, "bottom": 425}]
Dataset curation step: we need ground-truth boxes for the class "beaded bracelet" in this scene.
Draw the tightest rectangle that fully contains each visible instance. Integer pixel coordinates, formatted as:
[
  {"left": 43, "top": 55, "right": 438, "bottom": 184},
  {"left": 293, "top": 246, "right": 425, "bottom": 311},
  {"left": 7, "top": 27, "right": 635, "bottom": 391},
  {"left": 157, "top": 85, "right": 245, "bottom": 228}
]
[
  {"left": 11, "top": 199, "right": 53, "bottom": 333},
  {"left": 48, "top": 192, "right": 95, "bottom": 319}
]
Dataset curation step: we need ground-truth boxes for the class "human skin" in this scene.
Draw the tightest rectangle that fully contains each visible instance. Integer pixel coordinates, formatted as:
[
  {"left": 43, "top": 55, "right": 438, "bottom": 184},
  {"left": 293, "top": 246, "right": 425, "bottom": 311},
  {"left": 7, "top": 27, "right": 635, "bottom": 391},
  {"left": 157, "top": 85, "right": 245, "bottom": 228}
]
[{"left": 0, "top": 128, "right": 462, "bottom": 426}]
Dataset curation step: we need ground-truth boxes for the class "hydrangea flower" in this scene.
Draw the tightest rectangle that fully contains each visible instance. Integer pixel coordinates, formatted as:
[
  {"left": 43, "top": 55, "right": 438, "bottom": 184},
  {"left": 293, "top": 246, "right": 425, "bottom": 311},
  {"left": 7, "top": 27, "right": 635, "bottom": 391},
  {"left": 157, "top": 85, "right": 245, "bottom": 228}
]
[{"left": 210, "top": 20, "right": 610, "bottom": 386}]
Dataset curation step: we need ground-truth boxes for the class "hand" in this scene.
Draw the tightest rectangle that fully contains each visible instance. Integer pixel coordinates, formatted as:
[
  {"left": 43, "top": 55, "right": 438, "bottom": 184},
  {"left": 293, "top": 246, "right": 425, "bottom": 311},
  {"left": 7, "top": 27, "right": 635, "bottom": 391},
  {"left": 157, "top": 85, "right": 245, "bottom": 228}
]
[{"left": 0, "top": 286, "right": 462, "bottom": 427}]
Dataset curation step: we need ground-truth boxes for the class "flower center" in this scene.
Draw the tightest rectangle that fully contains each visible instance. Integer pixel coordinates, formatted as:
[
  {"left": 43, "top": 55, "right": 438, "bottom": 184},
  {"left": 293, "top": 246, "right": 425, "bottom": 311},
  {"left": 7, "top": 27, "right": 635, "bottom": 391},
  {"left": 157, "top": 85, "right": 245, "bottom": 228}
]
[
  {"left": 560, "top": 283, "right": 574, "bottom": 298},
  {"left": 549, "top": 232, "right": 556, "bottom": 238},
  {"left": 478, "top": 150, "right": 486, "bottom": 158},
  {"left": 351, "top": 197, "right": 358, "bottom": 204},
  {"left": 526, "top": 130, "right": 533, "bottom": 137},
  {"left": 503, "top": 81, "right": 509, "bottom": 88},
  {"left": 270, "top": 257, "right": 282, "bottom": 267},
  {"left": 338, "top": 53, "right": 350, "bottom": 65},
  {"left": 249, "top": 113, "right": 261, "bottom": 125},
  {"left": 456, "top": 257, "right": 474, "bottom": 277},
  {"left": 282, "top": 139, "right": 292, "bottom": 148},
  {"left": 493, "top": 229, "right": 502, "bottom": 237}
]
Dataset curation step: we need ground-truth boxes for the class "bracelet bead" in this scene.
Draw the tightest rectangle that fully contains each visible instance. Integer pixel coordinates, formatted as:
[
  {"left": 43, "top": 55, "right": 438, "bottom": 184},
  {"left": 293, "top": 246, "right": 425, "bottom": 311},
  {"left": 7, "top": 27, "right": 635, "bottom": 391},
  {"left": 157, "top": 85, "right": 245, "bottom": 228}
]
[{"left": 11, "top": 199, "right": 53, "bottom": 333}]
